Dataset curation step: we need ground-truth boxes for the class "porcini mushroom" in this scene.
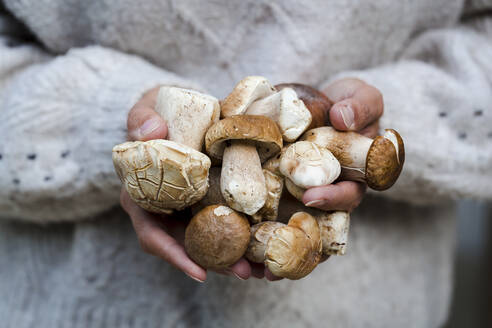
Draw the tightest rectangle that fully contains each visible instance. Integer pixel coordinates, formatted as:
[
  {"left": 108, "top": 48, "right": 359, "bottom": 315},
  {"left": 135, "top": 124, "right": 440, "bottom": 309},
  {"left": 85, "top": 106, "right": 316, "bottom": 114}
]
[
  {"left": 279, "top": 141, "right": 341, "bottom": 189},
  {"left": 302, "top": 127, "right": 405, "bottom": 190},
  {"left": 276, "top": 83, "right": 332, "bottom": 130},
  {"left": 246, "top": 87, "right": 312, "bottom": 142},
  {"left": 113, "top": 87, "right": 220, "bottom": 213},
  {"left": 275, "top": 199, "right": 351, "bottom": 256},
  {"left": 113, "top": 140, "right": 210, "bottom": 213},
  {"left": 221, "top": 76, "right": 276, "bottom": 117},
  {"left": 250, "top": 169, "right": 284, "bottom": 223},
  {"left": 185, "top": 205, "right": 250, "bottom": 270},
  {"left": 316, "top": 211, "right": 350, "bottom": 256},
  {"left": 245, "top": 212, "right": 322, "bottom": 280},
  {"left": 205, "top": 115, "right": 283, "bottom": 215}
]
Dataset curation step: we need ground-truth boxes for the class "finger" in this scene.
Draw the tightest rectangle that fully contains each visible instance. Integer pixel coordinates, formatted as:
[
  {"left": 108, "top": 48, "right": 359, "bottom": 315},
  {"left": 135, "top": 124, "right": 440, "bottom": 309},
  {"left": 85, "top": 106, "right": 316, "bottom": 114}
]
[
  {"left": 121, "top": 191, "right": 207, "bottom": 282},
  {"left": 127, "top": 106, "right": 168, "bottom": 141},
  {"left": 302, "top": 181, "right": 366, "bottom": 212},
  {"left": 127, "top": 87, "right": 166, "bottom": 141},
  {"left": 264, "top": 268, "right": 283, "bottom": 281},
  {"left": 323, "top": 78, "right": 383, "bottom": 131},
  {"left": 358, "top": 121, "right": 380, "bottom": 139},
  {"left": 250, "top": 262, "right": 266, "bottom": 279},
  {"left": 228, "top": 258, "right": 251, "bottom": 280}
]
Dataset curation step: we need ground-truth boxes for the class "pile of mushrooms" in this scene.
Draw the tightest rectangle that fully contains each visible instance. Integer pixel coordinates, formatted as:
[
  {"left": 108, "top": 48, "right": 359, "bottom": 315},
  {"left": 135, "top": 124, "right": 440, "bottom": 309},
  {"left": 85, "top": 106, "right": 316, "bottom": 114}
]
[{"left": 112, "top": 76, "right": 405, "bottom": 279}]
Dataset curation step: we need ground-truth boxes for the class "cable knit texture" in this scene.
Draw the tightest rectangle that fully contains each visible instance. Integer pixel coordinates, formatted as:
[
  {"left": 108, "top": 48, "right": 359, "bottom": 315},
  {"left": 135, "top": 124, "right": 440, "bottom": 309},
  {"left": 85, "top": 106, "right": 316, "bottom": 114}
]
[{"left": 0, "top": 0, "right": 491, "bottom": 327}]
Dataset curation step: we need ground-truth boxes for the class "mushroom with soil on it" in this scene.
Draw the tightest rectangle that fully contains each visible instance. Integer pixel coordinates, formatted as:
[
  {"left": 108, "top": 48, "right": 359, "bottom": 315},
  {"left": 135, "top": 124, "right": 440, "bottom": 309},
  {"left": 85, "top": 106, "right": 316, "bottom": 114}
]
[
  {"left": 185, "top": 205, "right": 250, "bottom": 270},
  {"left": 112, "top": 87, "right": 220, "bottom": 214},
  {"left": 245, "top": 211, "right": 323, "bottom": 280},
  {"left": 205, "top": 115, "right": 283, "bottom": 215},
  {"left": 301, "top": 127, "right": 405, "bottom": 190}
]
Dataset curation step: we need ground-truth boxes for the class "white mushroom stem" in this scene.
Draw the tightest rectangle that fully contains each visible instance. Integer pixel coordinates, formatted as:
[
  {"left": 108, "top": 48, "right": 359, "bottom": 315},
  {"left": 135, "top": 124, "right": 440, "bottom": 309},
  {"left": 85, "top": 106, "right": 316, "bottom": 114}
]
[
  {"left": 246, "top": 88, "right": 312, "bottom": 142},
  {"left": 251, "top": 169, "right": 284, "bottom": 223},
  {"left": 316, "top": 211, "right": 350, "bottom": 256},
  {"left": 302, "top": 127, "right": 372, "bottom": 181},
  {"left": 155, "top": 86, "right": 220, "bottom": 151},
  {"left": 221, "top": 141, "right": 267, "bottom": 215}
]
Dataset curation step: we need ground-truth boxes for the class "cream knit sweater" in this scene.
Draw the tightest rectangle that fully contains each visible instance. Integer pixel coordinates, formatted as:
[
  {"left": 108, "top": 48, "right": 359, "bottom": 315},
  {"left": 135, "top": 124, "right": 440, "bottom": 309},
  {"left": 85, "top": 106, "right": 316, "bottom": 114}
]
[{"left": 0, "top": 0, "right": 491, "bottom": 327}]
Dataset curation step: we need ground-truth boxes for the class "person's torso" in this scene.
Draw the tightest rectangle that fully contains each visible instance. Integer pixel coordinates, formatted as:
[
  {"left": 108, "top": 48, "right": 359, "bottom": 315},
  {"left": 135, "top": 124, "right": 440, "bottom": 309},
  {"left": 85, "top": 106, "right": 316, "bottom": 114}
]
[{"left": 5, "top": 0, "right": 463, "bottom": 96}]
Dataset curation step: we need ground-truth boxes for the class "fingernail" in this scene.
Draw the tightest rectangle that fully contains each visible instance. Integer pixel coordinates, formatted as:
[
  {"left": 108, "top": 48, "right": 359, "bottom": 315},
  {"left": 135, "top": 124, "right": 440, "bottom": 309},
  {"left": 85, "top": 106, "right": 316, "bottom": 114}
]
[
  {"left": 232, "top": 272, "right": 247, "bottom": 281},
  {"left": 224, "top": 268, "right": 246, "bottom": 281},
  {"left": 305, "top": 200, "right": 326, "bottom": 207},
  {"left": 139, "top": 118, "right": 161, "bottom": 138},
  {"left": 339, "top": 105, "right": 354, "bottom": 130},
  {"left": 186, "top": 273, "right": 205, "bottom": 283}
]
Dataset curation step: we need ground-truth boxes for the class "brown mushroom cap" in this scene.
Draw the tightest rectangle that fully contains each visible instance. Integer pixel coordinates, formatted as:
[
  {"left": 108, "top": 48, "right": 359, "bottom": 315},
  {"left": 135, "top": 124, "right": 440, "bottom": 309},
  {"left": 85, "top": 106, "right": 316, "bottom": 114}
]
[
  {"left": 185, "top": 205, "right": 250, "bottom": 270},
  {"left": 265, "top": 212, "right": 322, "bottom": 280},
  {"left": 245, "top": 221, "right": 285, "bottom": 263},
  {"left": 275, "top": 83, "right": 332, "bottom": 130},
  {"left": 366, "top": 129, "right": 405, "bottom": 190},
  {"left": 205, "top": 115, "right": 283, "bottom": 163}
]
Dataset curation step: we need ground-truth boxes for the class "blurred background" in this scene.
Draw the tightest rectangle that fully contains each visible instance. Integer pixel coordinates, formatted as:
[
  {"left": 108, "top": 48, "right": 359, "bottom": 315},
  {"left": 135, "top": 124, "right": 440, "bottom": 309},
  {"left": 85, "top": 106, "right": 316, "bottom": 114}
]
[{"left": 445, "top": 200, "right": 492, "bottom": 327}]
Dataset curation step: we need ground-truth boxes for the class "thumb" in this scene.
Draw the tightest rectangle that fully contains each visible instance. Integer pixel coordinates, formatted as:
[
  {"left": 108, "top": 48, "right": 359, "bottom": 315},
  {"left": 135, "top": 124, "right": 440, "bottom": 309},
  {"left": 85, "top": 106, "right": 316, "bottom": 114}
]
[{"left": 127, "top": 106, "right": 168, "bottom": 141}]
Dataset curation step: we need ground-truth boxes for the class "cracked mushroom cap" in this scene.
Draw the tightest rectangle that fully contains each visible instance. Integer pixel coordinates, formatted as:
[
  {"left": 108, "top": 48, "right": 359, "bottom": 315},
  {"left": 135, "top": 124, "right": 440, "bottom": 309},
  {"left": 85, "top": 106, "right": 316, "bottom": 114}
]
[
  {"left": 366, "top": 129, "right": 405, "bottom": 190},
  {"left": 266, "top": 212, "right": 322, "bottom": 280},
  {"left": 205, "top": 115, "right": 283, "bottom": 163},
  {"left": 221, "top": 76, "right": 276, "bottom": 117},
  {"left": 185, "top": 205, "right": 250, "bottom": 270},
  {"left": 276, "top": 83, "right": 332, "bottom": 130},
  {"left": 280, "top": 141, "right": 341, "bottom": 189},
  {"left": 112, "top": 140, "right": 211, "bottom": 214}
]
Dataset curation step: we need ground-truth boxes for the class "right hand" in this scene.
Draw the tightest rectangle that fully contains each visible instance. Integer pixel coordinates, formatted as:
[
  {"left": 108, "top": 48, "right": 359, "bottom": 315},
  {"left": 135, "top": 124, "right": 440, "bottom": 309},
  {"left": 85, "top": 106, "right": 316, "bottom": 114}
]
[{"left": 121, "top": 86, "right": 252, "bottom": 282}]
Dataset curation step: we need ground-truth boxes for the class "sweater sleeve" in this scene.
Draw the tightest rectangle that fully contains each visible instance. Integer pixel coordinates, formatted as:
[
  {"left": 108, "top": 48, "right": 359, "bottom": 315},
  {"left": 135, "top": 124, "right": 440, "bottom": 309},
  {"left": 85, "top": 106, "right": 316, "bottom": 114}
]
[
  {"left": 0, "top": 11, "right": 202, "bottom": 223},
  {"left": 321, "top": 14, "right": 492, "bottom": 205}
]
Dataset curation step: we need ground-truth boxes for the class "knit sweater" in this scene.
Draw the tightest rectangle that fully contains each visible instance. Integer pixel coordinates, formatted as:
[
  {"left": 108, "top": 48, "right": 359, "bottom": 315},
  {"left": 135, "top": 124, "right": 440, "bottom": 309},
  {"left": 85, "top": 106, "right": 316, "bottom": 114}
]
[{"left": 0, "top": 0, "right": 491, "bottom": 327}]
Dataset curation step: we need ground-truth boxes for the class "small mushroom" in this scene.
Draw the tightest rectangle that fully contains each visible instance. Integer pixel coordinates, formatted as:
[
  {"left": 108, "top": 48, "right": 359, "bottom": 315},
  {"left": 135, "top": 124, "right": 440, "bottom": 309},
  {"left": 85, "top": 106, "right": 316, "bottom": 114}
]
[
  {"left": 113, "top": 140, "right": 210, "bottom": 213},
  {"left": 246, "top": 212, "right": 322, "bottom": 280},
  {"left": 275, "top": 83, "right": 332, "bottom": 130},
  {"left": 316, "top": 211, "right": 350, "bottom": 256},
  {"left": 279, "top": 141, "right": 341, "bottom": 189},
  {"left": 221, "top": 76, "right": 276, "bottom": 117},
  {"left": 185, "top": 205, "right": 250, "bottom": 270},
  {"left": 205, "top": 115, "right": 283, "bottom": 215},
  {"left": 302, "top": 127, "right": 405, "bottom": 190},
  {"left": 246, "top": 88, "right": 312, "bottom": 142},
  {"left": 284, "top": 177, "right": 306, "bottom": 202},
  {"left": 275, "top": 200, "right": 351, "bottom": 256},
  {"left": 113, "top": 87, "right": 220, "bottom": 213},
  {"left": 251, "top": 169, "right": 284, "bottom": 223}
]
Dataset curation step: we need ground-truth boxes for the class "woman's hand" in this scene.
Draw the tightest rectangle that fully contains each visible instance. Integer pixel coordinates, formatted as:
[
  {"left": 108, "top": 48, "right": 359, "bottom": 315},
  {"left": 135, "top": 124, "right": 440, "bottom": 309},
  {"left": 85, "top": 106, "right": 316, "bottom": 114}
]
[
  {"left": 302, "top": 78, "right": 384, "bottom": 212},
  {"left": 121, "top": 86, "right": 252, "bottom": 282}
]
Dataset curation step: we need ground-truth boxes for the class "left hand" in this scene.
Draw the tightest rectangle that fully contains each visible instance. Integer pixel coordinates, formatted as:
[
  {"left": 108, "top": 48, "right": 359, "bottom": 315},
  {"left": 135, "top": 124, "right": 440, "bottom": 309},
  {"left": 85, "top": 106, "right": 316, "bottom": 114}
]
[{"left": 302, "top": 78, "right": 384, "bottom": 212}]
